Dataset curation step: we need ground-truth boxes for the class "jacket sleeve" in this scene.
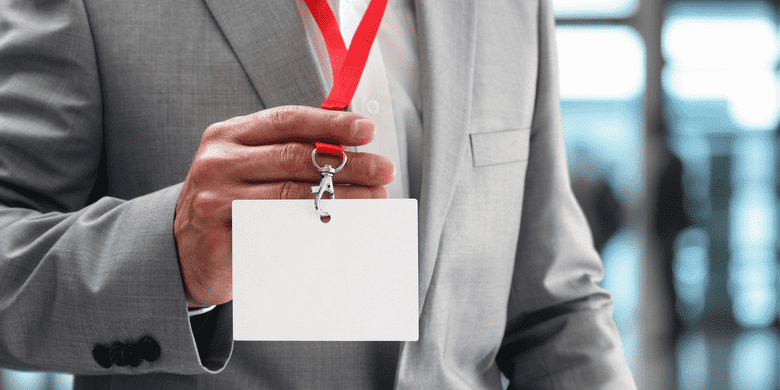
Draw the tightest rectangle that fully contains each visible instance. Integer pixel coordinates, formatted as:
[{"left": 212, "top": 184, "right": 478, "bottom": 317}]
[
  {"left": 495, "top": 0, "right": 637, "bottom": 388},
  {"left": 0, "top": 0, "right": 229, "bottom": 374}
]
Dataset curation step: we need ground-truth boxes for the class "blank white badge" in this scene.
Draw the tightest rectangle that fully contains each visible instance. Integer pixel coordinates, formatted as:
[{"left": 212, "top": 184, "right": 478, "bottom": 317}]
[{"left": 232, "top": 199, "right": 418, "bottom": 341}]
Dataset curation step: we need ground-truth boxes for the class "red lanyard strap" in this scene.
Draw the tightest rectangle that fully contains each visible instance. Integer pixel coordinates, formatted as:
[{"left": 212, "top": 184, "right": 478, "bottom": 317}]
[
  {"left": 304, "top": 0, "right": 388, "bottom": 155},
  {"left": 303, "top": 0, "right": 346, "bottom": 78},
  {"left": 314, "top": 141, "right": 345, "bottom": 156}
]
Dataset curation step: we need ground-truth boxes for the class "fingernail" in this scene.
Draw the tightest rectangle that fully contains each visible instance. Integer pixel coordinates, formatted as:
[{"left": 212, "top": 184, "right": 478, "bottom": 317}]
[{"left": 352, "top": 119, "right": 374, "bottom": 142}]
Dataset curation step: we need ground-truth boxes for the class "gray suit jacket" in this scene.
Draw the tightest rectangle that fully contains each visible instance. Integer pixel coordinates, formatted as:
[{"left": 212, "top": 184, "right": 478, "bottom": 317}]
[{"left": 0, "top": 0, "right": 636, "bottom": 388}]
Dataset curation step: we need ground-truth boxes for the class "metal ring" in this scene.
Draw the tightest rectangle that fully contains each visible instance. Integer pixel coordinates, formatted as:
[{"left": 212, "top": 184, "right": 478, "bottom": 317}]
[{"left": 311, "top": 148, "right": 347, "bottom": 173}]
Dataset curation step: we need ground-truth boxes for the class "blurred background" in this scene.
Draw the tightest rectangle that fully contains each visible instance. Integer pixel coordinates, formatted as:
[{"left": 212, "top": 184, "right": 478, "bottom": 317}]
[
  {"left": 558, "top": 0, "right": 780, "bottom": 388},
  {"left": 2, "top": 0, "right": 780, "bottom": 389}
]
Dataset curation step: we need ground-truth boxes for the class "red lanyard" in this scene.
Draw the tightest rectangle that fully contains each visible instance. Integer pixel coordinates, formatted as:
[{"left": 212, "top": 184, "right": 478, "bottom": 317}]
[{"left": 303, "top": 0, "right": 389, "bottom": 155}]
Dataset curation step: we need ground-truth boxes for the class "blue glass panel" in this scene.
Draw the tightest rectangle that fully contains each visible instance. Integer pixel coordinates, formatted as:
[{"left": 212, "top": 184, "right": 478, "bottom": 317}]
[
  {"left": 553, "top": 0, "right": 639, "bottom": 19},
  {"left": 561, "top": 100, "right": 643, "bottom": 205},
  {"left": 729, "top": 187, "right": 775, "bottom": 249},
  {"left": 600, "top": 228, "right": 640, "bottom": 379},
  {"left": 0, "top": 369, "right": 46, "bottom": 390},
  {"left": 664, "top": 1, "right": 779, "bottom": 331},
  {"left": 674, "top": 227, "right": 709, "bottom": 323},
  {"left": 731, "top": 286, "right": 776, "bottom": 328},
  {"left": 602, "top": 229, "right": 641, "bottom": 323},
  {"left": 556, "top": 21, "right": 644, "bottom": 386},
  {"left": 733, "top": 136, "right": 774, "bottom": 181},
  {"left": 729, "top": 329, "right": 778, "bottom": 389},
  {"left": 729, "top": 248, "right": 776, "bottom": 328},
  {"left": 557, "top": 26, "right": 645, "bottom": 204},
  {"left": 557, "top": 26, "right": 645, "bottom": 100},
  {"left": 677, "top": 330, "right": 710, "bottom": 390},
  {"left": 728, "top": 134, "right": 776, "bottom": 328},
  {"left": 663, "top": 1, "right": 780, "bottom": 132}
]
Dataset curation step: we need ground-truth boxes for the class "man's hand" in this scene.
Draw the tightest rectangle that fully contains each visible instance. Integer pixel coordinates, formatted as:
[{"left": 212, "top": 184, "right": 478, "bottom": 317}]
[{"left": 174, "top": 105, "right": 394, "bottom": 307}]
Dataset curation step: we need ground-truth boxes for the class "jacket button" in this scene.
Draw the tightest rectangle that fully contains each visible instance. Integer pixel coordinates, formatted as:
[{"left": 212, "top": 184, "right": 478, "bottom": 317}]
[
  {"left": 122, "top": 344, "right": 142, "bottom": 367},
  {"left": 109, "top": 343, "right": 127, "bottom": 367},
  {"left": 138, "top": 336, "right": 161, "bottom": 362},
  {"left": 92, "top": 345, "right": 112, "bottom": 368}
]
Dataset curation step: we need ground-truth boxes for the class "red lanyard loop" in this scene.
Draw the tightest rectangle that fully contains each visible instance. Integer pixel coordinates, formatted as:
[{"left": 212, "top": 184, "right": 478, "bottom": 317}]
[{"left": 303, "top": 0, "right": 389, "bottom": 155}]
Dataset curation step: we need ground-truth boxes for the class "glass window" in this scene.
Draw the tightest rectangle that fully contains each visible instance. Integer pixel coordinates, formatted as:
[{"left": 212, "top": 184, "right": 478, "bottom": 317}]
[{"left": 554, "top": 0, "right": 640, "bottom": 19}]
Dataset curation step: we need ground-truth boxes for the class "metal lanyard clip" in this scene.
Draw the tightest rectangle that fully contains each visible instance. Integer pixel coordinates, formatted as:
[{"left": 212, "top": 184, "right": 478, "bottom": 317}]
[
  {"left": 311, "top": 148, "right": 347, "bottom": 218},
  {"left": 311, "top": 166, "right": 336, "bottom": 217}
]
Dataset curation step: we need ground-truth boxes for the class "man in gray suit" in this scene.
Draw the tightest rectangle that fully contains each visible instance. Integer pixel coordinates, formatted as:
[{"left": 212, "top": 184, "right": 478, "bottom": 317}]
[{"left": 0, "top": 0, "right": 636, "bottom": 388}]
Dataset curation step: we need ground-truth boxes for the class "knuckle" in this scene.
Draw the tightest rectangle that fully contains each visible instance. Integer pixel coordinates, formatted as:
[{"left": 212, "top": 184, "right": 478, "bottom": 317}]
[
  {"left": 275, "top": 143, "right": 307, "bottom": 173},
  {"left": 191, "top": 190, "right": 222, "bottom": 220},
  {"left": 192, "top": 148, "right": 230, "bottom": 177},
  {"left": 278, "top": 181, "right": 304, "bottom": 200},
  {"left": 366, "top": 156, "right": 378, "bottom": 179},
  {"left": 327, "top": 112, "right": 348, "bottom": 137},
  {"left": 268, "top": 106, "right": 300, "bottom": 131},
  {"left": 203, "top": 121, "right": 228, "bottom": 141}
]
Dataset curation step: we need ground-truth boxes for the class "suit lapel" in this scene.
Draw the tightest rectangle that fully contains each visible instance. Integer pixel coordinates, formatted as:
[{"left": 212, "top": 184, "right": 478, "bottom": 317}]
[
  {"left": 414, "top": 0, "right": 478, "bottom": 317},
  {"left": 202, "top": 0, "right": 325, "bottom": 108}
]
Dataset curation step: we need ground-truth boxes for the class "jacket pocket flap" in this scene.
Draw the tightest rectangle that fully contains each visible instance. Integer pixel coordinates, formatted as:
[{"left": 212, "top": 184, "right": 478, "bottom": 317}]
[{"left": 469, "top": 128, "right": 530, "bottom": 167}]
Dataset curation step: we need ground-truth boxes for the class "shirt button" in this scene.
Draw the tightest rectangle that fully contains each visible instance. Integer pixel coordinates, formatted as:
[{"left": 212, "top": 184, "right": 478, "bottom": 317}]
[{"left": 365, "top": 99, "right": 380, "bottom": 115}]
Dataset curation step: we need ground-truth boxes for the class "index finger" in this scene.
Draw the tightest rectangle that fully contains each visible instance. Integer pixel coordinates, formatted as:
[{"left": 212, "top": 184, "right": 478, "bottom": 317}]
[{"left": 217, "top": 105, "right": 375, "bottom": 147}]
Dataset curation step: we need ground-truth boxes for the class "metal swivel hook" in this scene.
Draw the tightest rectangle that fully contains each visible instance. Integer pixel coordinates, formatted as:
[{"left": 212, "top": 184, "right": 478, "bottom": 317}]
[
  {"left": 311, "top": 166, "right": 336, "bottom": 217},
  {"left": 310, "top": 149, "right": 347, "bottom": 218}
]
